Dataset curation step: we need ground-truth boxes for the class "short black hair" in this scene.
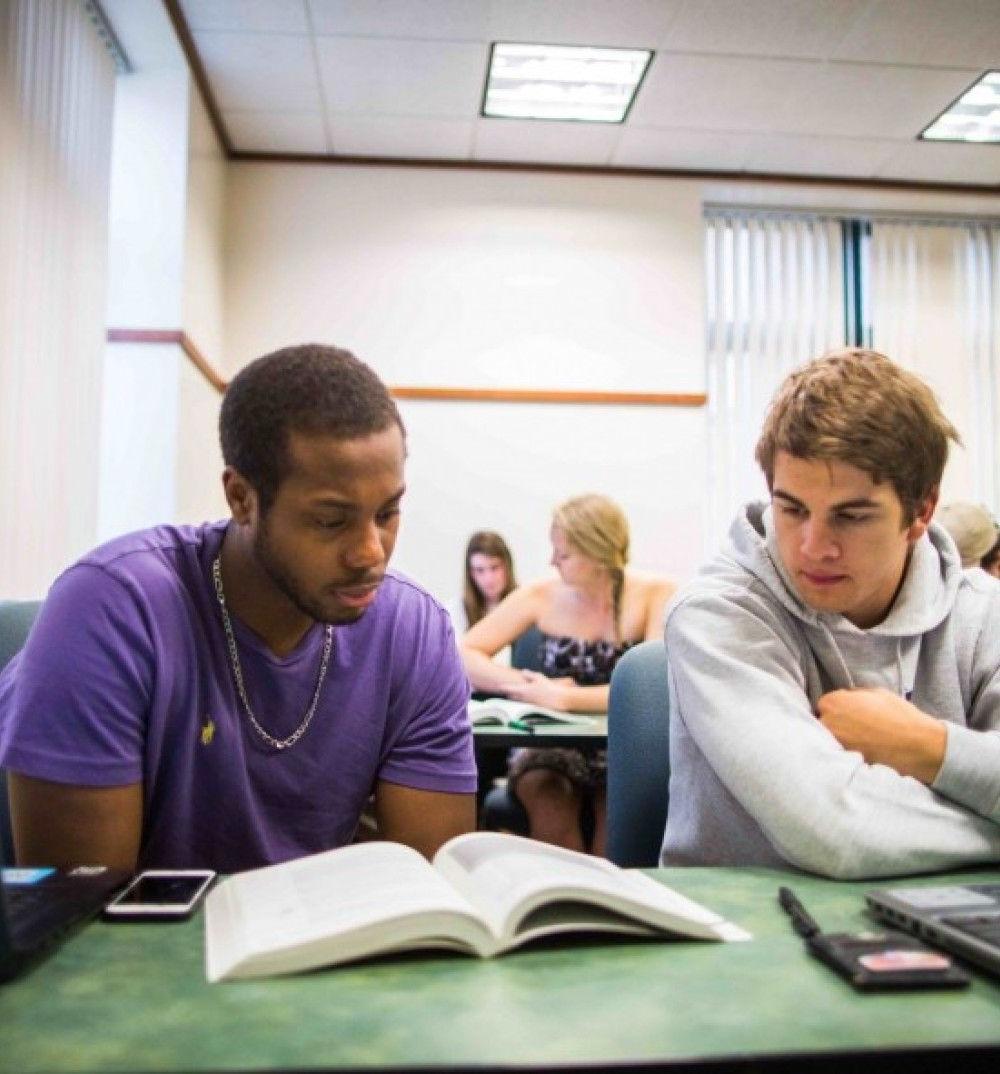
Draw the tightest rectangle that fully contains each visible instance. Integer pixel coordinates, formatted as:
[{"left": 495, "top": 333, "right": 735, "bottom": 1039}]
[{"left": 219, "top": 343, "right": 404, "bottom": 510}]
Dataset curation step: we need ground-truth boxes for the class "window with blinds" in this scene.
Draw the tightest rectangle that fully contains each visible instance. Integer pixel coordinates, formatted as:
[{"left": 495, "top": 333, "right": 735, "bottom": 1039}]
[{"left": 704, "top": 209, "right": 1000, "bottom": 544}]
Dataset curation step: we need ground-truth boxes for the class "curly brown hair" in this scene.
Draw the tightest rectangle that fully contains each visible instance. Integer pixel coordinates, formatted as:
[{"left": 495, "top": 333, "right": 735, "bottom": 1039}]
[
  {"left": 220, "top": 343, "right": 403, "bottom": 511},
  {"left": 755, "top": 348, "right": 961, "bottom": 524}
]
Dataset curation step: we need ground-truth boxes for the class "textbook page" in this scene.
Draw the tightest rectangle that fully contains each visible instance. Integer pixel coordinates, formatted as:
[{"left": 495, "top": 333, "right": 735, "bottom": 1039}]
[
  {"left": 205, "top": 842, "right": 495, "bottom": 981},
  {"left": 467, "top": 698, "right": 598, "bottom": 727},
  {"left": 433, "top": 833, "right": 751, "bottom": 948}
]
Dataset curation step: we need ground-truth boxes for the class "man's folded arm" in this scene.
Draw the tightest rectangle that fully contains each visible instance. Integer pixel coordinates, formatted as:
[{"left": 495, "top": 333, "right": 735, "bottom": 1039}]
[
  {"left": 666, "top": 591, "right": 1000, "bottom": 879},
  {"left": 932, "top": 670, "right": 1000, "bottom": 823}
]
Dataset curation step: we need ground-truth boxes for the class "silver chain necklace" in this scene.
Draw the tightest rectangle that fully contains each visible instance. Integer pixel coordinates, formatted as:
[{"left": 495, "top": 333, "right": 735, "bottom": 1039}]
[{"left": 212, "top": 555, "right": 334, "bottom": 751}]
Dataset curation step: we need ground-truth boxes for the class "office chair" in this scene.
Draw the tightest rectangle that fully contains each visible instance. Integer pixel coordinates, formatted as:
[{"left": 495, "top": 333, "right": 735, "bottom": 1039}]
[
  {"left": 0, "top": 600, "right": 43, "bottom": 864},
  {"left": 509, "top": 623, "right": 545, "bottom": 672},
  {"left": 605, "top": 639, "right": 671, "bottom": 868}
]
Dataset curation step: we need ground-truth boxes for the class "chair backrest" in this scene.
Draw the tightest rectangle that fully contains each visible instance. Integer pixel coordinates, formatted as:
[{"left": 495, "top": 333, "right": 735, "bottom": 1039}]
[
  {"left": 0, "top": 601, "right": 41, "bottom": 672},
  {"left": 0, "top": 600, "right": 43, "bottom": 864},
  {"left": 510, "top": 623, "right": 545, "bottom": 672},
  {"left": 605, "top": 639, "right": 670, "bottom": 868}
]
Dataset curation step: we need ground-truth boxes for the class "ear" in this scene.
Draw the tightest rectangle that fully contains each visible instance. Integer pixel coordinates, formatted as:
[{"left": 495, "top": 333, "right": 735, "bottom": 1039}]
[
  {"left": 222, "top": 467, "right": 258, "bottom": 527},
  {"left": 905, "top": 487, "right": 939, "bottom": 543}
]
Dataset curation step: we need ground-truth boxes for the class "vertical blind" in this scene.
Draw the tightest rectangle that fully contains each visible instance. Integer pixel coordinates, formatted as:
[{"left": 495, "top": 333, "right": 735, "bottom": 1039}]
[
  {"left": 706, "top": 210, "right": 1000, "bottom": 542},
  {"left": 0, "top": 0, "right": 115, "bottom": 597},
  {"left": 966, "top": 224, "right": 1000, "bottom": 508},
  {"left": 704, "top": 211, "right": 846, "bottom": 544},
  {"left": 870, "top": 219, "right": 1000, "bottom": 508}
]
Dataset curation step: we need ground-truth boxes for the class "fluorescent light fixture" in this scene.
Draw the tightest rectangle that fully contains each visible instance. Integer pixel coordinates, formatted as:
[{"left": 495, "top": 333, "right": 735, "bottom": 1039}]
[
  {"left": 482, "top": 43, "right": 653, "bottom": 123},
  {"left": 920, "top": 71, "right": 1000, "bottom": 143}
]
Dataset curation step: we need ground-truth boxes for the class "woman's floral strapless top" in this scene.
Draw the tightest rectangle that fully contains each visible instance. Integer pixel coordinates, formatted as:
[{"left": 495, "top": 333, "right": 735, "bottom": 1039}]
[{"left": 539, "top": 634, "right": 631, "bottom": 686}]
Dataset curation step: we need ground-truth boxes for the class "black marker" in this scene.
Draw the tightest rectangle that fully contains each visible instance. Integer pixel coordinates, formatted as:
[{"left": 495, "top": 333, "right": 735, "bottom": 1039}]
[{"left": 778, "top": 886, "right": 821, "bottom": 938}]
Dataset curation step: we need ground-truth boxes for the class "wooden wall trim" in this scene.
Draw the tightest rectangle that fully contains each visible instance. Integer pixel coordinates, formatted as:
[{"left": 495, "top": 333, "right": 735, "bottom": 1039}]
[
  {"left": 106, "top": 328, "right": 227, "bottom": 393},
  {"left": 161, "top": 0, "right": 233, "bottom": 156},
  {"left": 391, "top": 386, "right": 706, "bottom": 406},
  {"left": 106, "top": 329, "right": 707, "bottom": 406},
  {"left": 233, "top": 151, "right": 1000, "bottom": 196}
]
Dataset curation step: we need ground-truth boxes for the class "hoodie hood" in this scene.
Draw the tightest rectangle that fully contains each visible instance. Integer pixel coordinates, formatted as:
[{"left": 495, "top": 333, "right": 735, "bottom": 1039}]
[{"left": 717, "top": 502, "right": 964, "bottom": 696}]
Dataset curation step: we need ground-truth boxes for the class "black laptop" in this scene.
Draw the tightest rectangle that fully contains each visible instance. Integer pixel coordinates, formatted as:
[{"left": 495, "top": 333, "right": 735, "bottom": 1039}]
[
  {"left": 866, "top": 881, "right": 1000, "bottom": 980},
  {"left": 0, "top": 861, "right": 128, "bottom": 981}
]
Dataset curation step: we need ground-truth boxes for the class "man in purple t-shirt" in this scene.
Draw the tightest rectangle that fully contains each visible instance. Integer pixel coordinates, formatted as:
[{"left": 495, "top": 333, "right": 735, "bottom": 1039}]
[{"left": 0, "top": 344, "right": 477, "bottom": 871}]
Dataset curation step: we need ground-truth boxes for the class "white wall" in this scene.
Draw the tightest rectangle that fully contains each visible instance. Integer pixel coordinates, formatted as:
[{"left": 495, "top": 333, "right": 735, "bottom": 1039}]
[
  {"left": 224, "top": 164, "right": 707, "bottom": 600},
  {"left": 177, "top": 86, "right": 227, "bottom": 526},
  {"left": 100, "top": 49, "right": 229, "bottom": 541},
  {"left": 98, "top": 64, "right": 189, "bottom": 541}
]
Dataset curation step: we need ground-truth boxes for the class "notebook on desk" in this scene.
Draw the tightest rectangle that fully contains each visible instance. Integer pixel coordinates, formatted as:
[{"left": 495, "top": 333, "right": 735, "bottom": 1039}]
[
  {"left": 866, "top": 881, "right": 1000, "bottom": 980},
  {"left": 0, "top": 862, "right": 128, "bottom": 982}
]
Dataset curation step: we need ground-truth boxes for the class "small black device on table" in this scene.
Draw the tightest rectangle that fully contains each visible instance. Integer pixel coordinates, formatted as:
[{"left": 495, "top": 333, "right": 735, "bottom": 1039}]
[{"left": 778, "top": 885, "right": 970, "bottom": 991}]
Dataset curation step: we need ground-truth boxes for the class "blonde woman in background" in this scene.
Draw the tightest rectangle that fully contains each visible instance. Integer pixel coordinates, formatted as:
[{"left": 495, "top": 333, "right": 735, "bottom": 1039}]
[{"left": 461, "top": 493, "right": 675, "bottom": 855}]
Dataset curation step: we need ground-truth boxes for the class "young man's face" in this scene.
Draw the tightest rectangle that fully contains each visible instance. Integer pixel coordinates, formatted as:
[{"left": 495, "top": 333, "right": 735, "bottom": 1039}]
[
  {"left": 251, "top": 425, "right": 406, "bottom": 625},
  {"left": 770, "top": 451, "right": 935, "bottom": 629}
]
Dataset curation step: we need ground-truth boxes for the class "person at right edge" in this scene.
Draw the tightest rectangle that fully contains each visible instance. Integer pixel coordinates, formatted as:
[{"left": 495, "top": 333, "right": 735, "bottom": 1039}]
[{"left": 662, "top": 348, "right": 1000, "bottom": 878}]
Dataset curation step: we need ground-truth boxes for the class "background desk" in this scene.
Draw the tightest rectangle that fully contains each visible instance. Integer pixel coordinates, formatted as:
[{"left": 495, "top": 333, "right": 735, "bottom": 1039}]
[
  {"left": 2, "top": 867, "right": 999, "bottom": 1073},
  {"left": 472, "top": 716, "right": 607, "bottom": 809}
]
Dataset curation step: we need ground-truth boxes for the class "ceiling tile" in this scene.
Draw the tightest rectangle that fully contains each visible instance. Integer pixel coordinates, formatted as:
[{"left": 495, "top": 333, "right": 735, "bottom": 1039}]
[
  {"left": 777, "top": 62, "right": 984, "bottom": 139},
  {"left": 613, "top": 127, "right": 756, "bottom": 170},
  {"left": 166, "top": 0, "right": 1000, "bottom": 185},
  {"left": 180, "top": 0, "right": 308, "bottom": 34},
  {"left": 661, "top": 0, "right": 867, "bottom": 58},
  {"left": 194, "top": 31, "right": 321, "bottom": 110},
  {"left": 329, "top": 116, "right": 474, "bottom": 158},
  {"left": 486, "top": 0, "right": 680, "bottom": 49},
  {"left": 630, "top": 54, "right": 807, "bottom": 132},
  {"left": 874, "top": 141, "right": 1000, "bottom": 185},
  {"left": 307, "top": 0, "right": 490, "bottom": 39},
  {"left": 742, "top": 133, "right": 900, "bottom": 177},
  {"left": 315, "top": 36, "right": 487, "bottom": 116},
  {"left": 473, "top": 118, "right": 621, "bottom": 165},
  {"left": 225, "top": 110, "right": 328, "bottom": 153},
  {"left": 832, "top": 0, "right": 1000, "bottom": 68}
]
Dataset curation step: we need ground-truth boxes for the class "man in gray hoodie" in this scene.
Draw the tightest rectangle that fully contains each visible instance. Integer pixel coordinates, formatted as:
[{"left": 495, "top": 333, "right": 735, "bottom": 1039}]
[{"left": 662, "top": 348, "right": 1000, "bottom": 879}]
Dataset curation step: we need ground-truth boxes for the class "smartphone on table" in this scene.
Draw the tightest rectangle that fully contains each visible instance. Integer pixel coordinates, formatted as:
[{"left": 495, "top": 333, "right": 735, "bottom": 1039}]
[{"left": 103, "top": 869, "right": 216, "bottom": 921}]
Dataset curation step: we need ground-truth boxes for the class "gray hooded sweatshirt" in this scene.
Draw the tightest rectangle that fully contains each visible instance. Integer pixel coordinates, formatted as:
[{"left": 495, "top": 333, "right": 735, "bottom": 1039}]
[{"left": 661, "top": 503, "right": 1000, "bottom": 879}]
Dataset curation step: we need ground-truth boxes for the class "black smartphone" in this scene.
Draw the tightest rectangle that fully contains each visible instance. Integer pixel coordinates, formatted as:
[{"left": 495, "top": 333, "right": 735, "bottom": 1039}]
[
  {"left": 807, "top": 930, "right": 970, "bottom": 991},
  {"left": 103, "top": 869, "right": 216, "bottom": 921}
]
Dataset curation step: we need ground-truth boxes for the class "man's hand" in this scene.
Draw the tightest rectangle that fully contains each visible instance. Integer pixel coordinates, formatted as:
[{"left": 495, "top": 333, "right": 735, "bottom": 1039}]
[
  {"left": 816, "top": 687, "right": 947, "bottom": 785},
  {"left": 503, "top": 670, "right": 573, "bottom": 710}
]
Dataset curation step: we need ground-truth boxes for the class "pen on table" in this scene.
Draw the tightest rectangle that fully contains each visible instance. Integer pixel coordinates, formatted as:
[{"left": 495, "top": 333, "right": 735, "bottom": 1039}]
[
  {"left": 778, "top": 886, "right": 821, "bottom": 938},
  {"left": 508, "top": 719, "right": 535, "bottom": 734}
]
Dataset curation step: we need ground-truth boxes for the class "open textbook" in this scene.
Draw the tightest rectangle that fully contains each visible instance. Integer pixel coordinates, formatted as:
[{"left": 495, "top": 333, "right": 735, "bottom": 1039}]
[
  {"left": 468, "top": 697, "right": 598, "bottom": 728},
  {"left": 204, "top": 832, "right": 750, "bottom": 982}
]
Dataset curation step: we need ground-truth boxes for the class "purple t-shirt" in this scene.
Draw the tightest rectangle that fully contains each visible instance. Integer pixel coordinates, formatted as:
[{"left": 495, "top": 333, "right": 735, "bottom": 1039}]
[{"left": 0, "top": 522, "right": 476, "bottom": 870}]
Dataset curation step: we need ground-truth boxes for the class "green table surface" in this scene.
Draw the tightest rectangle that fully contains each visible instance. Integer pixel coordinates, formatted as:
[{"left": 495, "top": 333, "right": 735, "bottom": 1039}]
[{"left": 2, "top": 866, "right": 999, "bottom": 1073}]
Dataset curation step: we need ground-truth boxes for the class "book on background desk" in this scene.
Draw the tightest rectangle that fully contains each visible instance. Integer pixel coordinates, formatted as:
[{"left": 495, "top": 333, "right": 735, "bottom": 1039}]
[
  {"left": 204, "top": 832, "right": 750, "bottom": 982},
  {"left": 468, "top": 697, "right": 598, "bottom": 728}
]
